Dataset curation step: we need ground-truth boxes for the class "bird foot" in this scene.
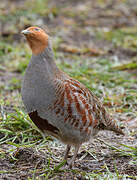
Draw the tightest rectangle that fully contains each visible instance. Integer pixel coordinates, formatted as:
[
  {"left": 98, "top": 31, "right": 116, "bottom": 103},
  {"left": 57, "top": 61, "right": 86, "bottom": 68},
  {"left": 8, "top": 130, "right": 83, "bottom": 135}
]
[
  {"left": 67, "top": 160, "right": 74, "bottom": 169},
  {"left": 63, "top": 160, "right": 74, "bottom": 169}
]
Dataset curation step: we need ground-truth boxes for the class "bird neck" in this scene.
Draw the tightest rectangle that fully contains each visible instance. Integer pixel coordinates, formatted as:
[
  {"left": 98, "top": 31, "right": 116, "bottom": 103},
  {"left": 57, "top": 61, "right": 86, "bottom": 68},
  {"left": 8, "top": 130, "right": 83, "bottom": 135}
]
[{"left": 31, "top": 42, "right": 59, "bottom": 75}]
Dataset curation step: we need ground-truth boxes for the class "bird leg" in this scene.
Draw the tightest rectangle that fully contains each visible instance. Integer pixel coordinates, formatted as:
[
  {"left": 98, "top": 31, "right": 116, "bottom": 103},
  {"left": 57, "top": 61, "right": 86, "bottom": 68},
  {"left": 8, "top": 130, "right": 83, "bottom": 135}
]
[
  {"left": 64, "top": 144, "right": 71, "bottom": 161},
  {"left": 68, "top": 145, "right": 80, "bottom": 168}
]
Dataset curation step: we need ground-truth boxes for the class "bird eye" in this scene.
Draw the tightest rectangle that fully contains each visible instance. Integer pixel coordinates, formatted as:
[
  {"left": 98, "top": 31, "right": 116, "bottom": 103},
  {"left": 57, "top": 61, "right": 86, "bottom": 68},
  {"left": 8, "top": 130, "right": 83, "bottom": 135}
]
[{"left": 34, "top": 28, "right": 40, "bottom": 31}]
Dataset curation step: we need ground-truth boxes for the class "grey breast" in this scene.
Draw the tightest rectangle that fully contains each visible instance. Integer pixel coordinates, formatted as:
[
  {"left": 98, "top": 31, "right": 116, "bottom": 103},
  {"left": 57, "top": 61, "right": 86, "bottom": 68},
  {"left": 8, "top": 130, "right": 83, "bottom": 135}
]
[{"left": 21, "top": 54, "right": 56, "bottom": 113}]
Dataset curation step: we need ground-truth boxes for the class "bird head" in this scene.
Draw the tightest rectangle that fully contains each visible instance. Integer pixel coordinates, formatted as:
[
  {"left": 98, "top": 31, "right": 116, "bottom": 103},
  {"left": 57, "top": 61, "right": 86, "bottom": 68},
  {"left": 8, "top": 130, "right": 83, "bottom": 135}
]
[{"left": 21, "top": 26, "right": 49, "bottom": 55}]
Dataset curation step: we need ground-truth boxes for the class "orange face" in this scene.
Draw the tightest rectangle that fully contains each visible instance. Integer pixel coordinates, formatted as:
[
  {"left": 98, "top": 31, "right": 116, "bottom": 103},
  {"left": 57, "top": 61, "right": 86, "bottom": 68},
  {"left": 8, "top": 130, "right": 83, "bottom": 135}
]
[{"left": 21, "top": 26, "right": 49, "bottom": 55}]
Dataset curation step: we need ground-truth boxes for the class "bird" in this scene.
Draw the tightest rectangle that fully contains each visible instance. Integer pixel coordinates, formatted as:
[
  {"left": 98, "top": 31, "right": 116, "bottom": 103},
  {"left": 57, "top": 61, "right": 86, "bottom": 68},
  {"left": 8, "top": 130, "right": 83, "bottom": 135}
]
[{"left": 21, "top": 26, "right": 124, "bottom": 168}]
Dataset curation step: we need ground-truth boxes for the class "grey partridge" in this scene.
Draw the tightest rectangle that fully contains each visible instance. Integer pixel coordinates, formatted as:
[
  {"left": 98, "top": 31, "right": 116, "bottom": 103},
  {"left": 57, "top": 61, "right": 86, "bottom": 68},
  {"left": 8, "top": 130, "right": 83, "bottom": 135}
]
[{"left": 21, "top": 26, "right": 124, "bottom": 168}]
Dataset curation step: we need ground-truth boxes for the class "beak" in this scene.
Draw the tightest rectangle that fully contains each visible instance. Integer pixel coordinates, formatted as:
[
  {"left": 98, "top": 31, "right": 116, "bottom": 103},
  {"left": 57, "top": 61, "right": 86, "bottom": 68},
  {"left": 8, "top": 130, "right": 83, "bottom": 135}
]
[{"left": 21, "top": 29, "right": 31, "bottom": 35}]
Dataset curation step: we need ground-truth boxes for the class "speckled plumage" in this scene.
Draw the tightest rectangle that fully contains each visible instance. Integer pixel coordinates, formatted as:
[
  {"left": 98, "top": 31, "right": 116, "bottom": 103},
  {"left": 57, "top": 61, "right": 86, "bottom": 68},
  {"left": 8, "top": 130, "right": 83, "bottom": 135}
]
[{"left": 21, "top": 27, "right": 124, "bottom": 167}]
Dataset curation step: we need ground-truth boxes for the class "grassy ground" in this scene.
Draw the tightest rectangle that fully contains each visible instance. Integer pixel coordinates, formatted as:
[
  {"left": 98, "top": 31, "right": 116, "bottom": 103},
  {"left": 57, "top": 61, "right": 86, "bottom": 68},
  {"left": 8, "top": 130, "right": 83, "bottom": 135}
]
[{"left": 0, "top": 0, "right": 137, "bottom": 179}]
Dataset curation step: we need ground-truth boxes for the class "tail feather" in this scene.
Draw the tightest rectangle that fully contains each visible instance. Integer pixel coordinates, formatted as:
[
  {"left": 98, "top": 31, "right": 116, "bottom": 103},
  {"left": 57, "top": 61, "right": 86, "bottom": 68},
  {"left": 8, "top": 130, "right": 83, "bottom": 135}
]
[
  {"left": 100, "top": 117, "right": 125, "bottom": 135},
  {"left": 98, "top": 107, "right": 125, "bottom": 135},
  {"left": 107, "top": 119, "right": 125, "bottom": 135}
]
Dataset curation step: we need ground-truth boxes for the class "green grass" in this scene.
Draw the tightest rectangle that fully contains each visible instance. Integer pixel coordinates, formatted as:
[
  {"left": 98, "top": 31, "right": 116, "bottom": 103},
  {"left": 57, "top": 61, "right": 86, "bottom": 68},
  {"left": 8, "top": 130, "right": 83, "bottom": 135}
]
[{"left": 97, "top": 27, "right": 137, "bottom": 50}]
